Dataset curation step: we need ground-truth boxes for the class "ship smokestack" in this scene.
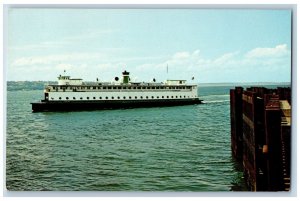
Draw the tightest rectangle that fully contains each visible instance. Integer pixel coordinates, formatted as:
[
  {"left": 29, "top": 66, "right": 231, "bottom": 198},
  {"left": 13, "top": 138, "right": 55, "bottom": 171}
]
[{"left": 122, "top": 70, "right": 130, "bottom": 84}]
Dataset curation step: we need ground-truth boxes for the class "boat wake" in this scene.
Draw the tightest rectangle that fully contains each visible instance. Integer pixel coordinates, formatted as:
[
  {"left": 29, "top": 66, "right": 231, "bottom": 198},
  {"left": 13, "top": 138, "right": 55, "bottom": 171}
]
[
  {"left": 202, "top": 100, "right": 230, "bottom": 104},
  {"left": 201, "top": 94, "right": 230, "bottom": 104}
]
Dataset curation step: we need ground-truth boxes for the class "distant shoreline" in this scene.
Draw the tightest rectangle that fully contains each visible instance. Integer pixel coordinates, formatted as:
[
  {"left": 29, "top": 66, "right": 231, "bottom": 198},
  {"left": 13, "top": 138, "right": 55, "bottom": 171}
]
[
  {"left": 6, "top": 81, "right": 291, "bottom": 91},
  {"left": 197, "top": 82, "right": 291, "bottom": 87}
]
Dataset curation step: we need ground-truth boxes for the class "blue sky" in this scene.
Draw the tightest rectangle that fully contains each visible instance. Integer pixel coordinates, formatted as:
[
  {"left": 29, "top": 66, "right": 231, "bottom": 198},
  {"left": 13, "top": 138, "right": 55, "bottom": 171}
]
[{"left": 7, "top": 8, "right": 291, "bottom": 83}]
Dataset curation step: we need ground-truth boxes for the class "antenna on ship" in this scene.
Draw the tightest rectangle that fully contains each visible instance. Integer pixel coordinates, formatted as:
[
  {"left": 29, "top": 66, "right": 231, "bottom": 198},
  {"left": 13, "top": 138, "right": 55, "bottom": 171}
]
[
  {"left": 166, "top": 64, "right": 169, "bottom": 81},
  {"left": 167, "top": 64, "right": 169, "bottom": 75}
]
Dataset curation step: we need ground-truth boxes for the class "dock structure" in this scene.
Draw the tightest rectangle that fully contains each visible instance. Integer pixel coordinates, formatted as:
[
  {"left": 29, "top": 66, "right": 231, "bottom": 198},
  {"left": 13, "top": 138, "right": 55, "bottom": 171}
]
[{"left": 230, "top": 86, "right": 291, "bottom": 191}]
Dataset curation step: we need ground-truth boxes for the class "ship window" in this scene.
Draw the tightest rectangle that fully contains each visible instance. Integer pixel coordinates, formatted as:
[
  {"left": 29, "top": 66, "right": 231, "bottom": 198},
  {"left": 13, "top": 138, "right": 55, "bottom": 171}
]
[
  {"left": 98, "top": 87, "right": 101, "bottom": 89},
  {"left": 59, "top": 97, "right": 62, "bottom": 100},
  {"left": 87, "top": 97, "right": 89, "bottom": 99},
  {"left": 73, "top": 97, "right": 76, "bottom": 100},
  {"left": 147, "top": 87, "right": 150, "bottom": 90},
  {"left": 176, "top": 96, "right": 178, "bottom": 98},
  {"left": 167, "top": 96, "right": 169, "bottom": 98},
  {"left": 66, "top": 97, "right": 69, "bottom": 100},
  {"left": 60, "top": 86, "right": 63, "bottom": 89},
  {"left": 138, "top": 87, "right": 141, "bottom": 89},
  {"left": 99, "top": 97, "right": 102, "bottom": 99},
  {"left": 93, "top": 97, "right": 96, "bottom": 99},
  {"left": 106, "top": 97, "right": 108, "bottom": 99},
  {"left": 146, "top": 96, "right": 149, "bottom": 99},
  {"left": 118, "top": 87, "right": 122, "bottom": 89},
  {"left": 135, "top": 96, "right": 137, "bottom": 99},
  {"left": 129, "top": 96, "right": 132, "bottom": 99},
  {"left": 111, "top": 96, "right": 114, "bottom": 99},
  {"left": 113, "top": 87, "right": 117, "bottom": 89},
  {"left": 162, "top": 96, "right": 164, "bottom": 98},
  {"left": 151, "top": 96, "right": 154, "bottom": 99},
  {"left": 184, "top": 96, "right": 186, "bottom": 98},
  {"left": 142, "top": 87, "right": 146, "bottom": 89},
  {"left": 140, "top": 96, "right": 143, "bottom": 99},
  {"left": 180, "top": 96, "right": 182, "bottom": 98},
  {"left": 108, "top": 87, "right": 112, "bottom": 89},
  {"left": 123, "top": 96, "right": 126, "bottom": 99},
  {"left": 133, "top": 87, "right": 137, "bottom": 89},
  {"left": 171, "top": 96, "right": 174, "bottom": 98},
  {"left": 151, "top": 87, "right": 155, "bottom": 89},
  {"left": 80, "top": 97, "right": 83, "bottom": 100},
  {"left": 103, "top": 87, "right": 107, "bottom": 89},
  {"left": 93, "top": 87, "right": 96, "bottom": 89}
]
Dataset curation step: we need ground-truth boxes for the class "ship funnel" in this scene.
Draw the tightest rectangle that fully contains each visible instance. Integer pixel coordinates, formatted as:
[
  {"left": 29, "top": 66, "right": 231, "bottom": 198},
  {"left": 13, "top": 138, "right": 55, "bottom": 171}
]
[{"left": 122, "top": 70, "right": 130, "bottom": 84}]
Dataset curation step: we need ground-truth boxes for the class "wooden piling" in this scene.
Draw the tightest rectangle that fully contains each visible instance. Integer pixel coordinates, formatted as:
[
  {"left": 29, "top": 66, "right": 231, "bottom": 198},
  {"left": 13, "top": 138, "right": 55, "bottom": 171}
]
[{"left": 230, "top": 86, "right": 291, "bottom": 191}]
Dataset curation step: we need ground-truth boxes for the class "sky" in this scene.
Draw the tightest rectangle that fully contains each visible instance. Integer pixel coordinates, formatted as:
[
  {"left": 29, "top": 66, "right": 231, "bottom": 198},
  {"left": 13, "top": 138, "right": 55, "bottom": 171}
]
[{"left": 6, "top": 8, "right": 292, "bottom": 83}]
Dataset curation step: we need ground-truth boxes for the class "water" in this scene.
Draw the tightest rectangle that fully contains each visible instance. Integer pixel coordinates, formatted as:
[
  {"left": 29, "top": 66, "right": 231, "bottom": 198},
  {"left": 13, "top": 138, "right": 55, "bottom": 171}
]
[{"left": 6, "top": 86, "right": 247, "bottom": 191}]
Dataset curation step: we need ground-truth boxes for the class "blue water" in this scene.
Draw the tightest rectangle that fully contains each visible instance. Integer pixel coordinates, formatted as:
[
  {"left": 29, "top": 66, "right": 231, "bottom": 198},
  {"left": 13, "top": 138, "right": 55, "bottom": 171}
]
[{"left": 6, "top": 86, "right": 247, "bottom": 191}]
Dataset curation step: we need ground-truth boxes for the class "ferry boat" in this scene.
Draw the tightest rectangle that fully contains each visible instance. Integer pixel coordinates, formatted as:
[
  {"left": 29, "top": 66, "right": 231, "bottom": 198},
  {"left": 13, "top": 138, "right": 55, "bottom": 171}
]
[{"left": 31, "top": 71, "right": 202, "bottom": 112}]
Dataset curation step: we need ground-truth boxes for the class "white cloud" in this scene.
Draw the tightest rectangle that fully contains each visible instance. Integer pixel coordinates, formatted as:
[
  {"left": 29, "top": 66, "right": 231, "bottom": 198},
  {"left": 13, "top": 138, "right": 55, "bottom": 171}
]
[
  {"left": 9, "top": 29, "right": 117, "bottom": 51},
  {"left": 62, "top": 29, "right": 116, "bottom": 41},
  {"left": 212, "top": 52, "right": 239, "bottom": 66},
  {"left": 172, "top": 51, "right": 190, "bottom": 59},
  {"left": 245, "top": 44, "right": 289, "bottom": 59},
  {"left": 8, "top": 44, "right": 291, "bottom": 82},
  {"left": 133, "top": 44, "right": 290, "bottom": 82},
  {"left": 9, "top": 41, "right": 69, "bottom": 51},
  {"left": 11, "top": 53, "right": 107, "bottom": 67}
]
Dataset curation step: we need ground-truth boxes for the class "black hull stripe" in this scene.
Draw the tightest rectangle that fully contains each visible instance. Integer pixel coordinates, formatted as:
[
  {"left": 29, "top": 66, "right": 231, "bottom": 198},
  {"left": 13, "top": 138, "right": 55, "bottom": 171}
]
[{"left": 31, "top": 99, "right": 203, "bottom": 112}]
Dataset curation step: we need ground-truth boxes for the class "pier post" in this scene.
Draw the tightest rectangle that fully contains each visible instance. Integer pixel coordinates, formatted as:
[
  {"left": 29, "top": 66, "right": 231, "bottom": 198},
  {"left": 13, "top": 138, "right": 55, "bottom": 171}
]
[
  {"left": 230, "top": 87, "right": 243, "bottom": 161},
  {"left": 265, "top": 98, "right": 283, "bottom": 191},
  {"left": 230, "top": 86, "right": 291, "bottom": 191}
]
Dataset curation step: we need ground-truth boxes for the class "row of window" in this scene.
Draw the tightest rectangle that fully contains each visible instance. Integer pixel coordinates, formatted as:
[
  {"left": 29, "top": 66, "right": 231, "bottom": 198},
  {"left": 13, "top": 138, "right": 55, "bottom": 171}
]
[
  {"left": 50, "top": 85, "right": 193, "bottom": 91},
  {"left": 53, "top": 95, "right": 196, "bottom": 100}
]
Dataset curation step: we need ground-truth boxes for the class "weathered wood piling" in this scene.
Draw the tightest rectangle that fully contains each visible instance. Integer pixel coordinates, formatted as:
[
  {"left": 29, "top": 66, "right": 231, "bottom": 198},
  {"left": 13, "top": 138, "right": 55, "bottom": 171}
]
[{"left": 230, "top": 86, "right": 291, "bottom": 191}]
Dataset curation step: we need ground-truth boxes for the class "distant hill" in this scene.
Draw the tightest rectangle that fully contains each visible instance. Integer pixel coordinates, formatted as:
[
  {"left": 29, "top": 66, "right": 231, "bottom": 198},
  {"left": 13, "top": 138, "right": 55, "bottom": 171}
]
[{"left": 7, "top": 81, "right": 56, "bottom": 91}]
